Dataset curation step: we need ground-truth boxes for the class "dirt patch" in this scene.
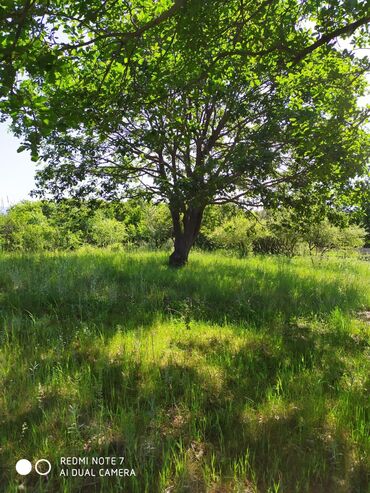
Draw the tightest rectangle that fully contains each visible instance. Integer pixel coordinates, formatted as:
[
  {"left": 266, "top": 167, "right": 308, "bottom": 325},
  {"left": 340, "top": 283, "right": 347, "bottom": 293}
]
[{"left": 357, "top": 311, "right": 370, "bottom": 323}]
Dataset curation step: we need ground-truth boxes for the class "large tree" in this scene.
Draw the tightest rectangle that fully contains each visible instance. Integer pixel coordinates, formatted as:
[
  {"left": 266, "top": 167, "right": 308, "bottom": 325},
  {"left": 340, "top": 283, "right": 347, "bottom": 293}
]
[{"left": 1, "top": 0, "right": 370, "bottom": 265}]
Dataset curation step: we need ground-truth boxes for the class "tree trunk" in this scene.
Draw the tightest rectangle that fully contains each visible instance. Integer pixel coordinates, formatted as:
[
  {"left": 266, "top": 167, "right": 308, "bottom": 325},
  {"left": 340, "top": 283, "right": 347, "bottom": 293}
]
[{"left": 169, "top": 206, "right": 204, "bottom": 267}]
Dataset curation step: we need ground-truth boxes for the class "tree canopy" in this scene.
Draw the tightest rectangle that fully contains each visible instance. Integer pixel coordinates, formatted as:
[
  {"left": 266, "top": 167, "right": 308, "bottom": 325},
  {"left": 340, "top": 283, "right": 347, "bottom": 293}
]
[{"left": 1, "top": 0, "right": 370, "bottom": 265}]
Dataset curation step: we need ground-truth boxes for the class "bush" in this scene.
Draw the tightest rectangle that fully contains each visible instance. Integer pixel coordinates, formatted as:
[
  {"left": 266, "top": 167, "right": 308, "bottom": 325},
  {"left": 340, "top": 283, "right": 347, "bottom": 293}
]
[
  {"left": 338, "top": 224, "right": 366, "bottom": 249},
  {"left": 252, "top": 234, "right": 285, "bottom": 255},
  {"left": 0, "top": 202, "right": 58, "bottom": 252},
  {"left": 207, "top": 214, "right": 265, "bottom": 256},
  {"left": 304, "top": 220, "right": 365, "bottom": 256},
  {"left": 256, "top": 209, "right": 303, "bottom": 257},
  {"left": 88, "top": 211, "right": 127, "bottom": 247}
]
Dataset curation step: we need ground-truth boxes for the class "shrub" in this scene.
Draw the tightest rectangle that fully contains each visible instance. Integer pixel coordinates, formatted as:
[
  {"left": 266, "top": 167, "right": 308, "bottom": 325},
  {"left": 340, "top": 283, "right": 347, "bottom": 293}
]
[
  {"left": 207, "top": 215, "right": 265, "bottom": 256},
  {"left": 303, "top": 220, "right": 365, "bottom": 256},
  {"left": 337, "top": 224, "right": 366, "bottom": 249},
  {"left": 88, "top": 211, "right": 127, "bottom": 247},
  {"left": 262, "top": 209, "right": 303, "bottom": 257},
  {"left": 0, "top": 202, "right": 58, "bottom": 252}
]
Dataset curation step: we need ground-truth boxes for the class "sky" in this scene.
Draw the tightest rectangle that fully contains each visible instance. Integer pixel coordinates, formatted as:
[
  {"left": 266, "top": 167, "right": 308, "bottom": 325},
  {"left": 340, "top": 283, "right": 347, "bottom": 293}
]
[
  {"left": 0, "top": 121, "right": 36, "bottom": 207},
  {"left": 0, "top": 45, "right": 369, "bottom": 207}
]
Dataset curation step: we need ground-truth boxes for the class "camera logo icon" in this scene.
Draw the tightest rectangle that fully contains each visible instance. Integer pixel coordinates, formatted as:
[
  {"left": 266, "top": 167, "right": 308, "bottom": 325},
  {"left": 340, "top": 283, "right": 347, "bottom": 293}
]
[{"left": 16, "top": 459, "right": 52, "bottom": 476}]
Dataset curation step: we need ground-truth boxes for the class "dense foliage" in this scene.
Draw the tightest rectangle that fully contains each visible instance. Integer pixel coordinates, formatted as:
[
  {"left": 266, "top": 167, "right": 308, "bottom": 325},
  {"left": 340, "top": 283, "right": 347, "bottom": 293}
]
[
  {"left": 0, "top": 200, "right": 365, "bottom": 256},
  {"left": 1, "top": 1, "right": 369, "bottom": 265}
]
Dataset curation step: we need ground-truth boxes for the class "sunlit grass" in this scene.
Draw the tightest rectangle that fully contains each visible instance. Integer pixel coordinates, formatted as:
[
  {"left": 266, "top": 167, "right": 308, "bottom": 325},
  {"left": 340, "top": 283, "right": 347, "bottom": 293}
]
[{"left": 0, "top": 249, "right": 369, "bottom": 492}]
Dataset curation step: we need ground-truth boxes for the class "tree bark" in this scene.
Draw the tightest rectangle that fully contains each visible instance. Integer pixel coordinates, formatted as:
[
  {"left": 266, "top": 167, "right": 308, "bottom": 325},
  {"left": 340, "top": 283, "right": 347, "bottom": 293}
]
[{"left": 169, "top": 206, "right": 204, "bottom": 267}]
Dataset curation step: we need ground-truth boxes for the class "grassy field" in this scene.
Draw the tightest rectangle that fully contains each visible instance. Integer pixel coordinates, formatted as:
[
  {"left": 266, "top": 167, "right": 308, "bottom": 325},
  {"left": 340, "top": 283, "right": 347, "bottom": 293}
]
[{"left": 0, "top": 249, "right": 369, "bottom": 493}]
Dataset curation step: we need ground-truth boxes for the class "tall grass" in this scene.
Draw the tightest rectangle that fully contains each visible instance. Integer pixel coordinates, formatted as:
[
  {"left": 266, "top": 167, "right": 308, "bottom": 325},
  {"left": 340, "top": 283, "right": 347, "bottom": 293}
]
[{"left": 0, "top": 249, "right": 369, "bottom": 492}]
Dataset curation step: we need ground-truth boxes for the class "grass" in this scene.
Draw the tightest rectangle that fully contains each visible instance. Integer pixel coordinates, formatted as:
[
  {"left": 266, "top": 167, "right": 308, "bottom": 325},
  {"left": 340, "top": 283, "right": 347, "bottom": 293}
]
[{"left": 0, "top": 249, "right": 369, "bottom": 493}]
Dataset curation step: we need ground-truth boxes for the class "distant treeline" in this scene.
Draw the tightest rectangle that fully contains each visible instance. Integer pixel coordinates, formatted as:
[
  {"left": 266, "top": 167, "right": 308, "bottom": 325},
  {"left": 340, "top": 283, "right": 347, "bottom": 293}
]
[{"left": 0, "top": 200, "right": 367, "bottom": 256}]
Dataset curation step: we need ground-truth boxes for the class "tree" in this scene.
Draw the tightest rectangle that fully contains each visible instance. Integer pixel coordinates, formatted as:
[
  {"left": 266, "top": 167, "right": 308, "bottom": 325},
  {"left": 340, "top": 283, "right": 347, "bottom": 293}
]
[
  {"left": 0, "top": 202, "right": 57, "bottom": 252},
  {"left": 141, "top": 204, "right": 173, "bottom": 248},
  {"left": 355, "top": 179, "right": 370, "bottom": 246},
  {"left": 265, "top": 208, "right": 304, "bottom": 257},
  {"left": 1, "top": 1, "right": 370, "bottom": 265}
]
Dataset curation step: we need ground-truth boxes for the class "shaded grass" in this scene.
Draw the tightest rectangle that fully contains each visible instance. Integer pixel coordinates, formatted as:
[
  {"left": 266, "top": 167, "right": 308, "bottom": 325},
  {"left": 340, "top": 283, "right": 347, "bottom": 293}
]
[{"left": 0, "top": 249, "right": 369, "bottom": 492}]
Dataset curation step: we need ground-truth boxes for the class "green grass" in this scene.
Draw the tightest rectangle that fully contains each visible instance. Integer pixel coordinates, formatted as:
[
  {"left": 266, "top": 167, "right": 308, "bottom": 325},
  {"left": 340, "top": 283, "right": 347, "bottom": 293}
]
[{"left": 0, "top": 249, "right": 369, "bottom": 493}]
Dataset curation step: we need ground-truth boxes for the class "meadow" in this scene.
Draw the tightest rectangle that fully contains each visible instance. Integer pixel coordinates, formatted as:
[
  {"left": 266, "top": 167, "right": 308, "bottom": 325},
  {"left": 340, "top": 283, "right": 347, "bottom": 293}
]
[{"left": 0, "top": 249, "right": 369, "bottom": 493}]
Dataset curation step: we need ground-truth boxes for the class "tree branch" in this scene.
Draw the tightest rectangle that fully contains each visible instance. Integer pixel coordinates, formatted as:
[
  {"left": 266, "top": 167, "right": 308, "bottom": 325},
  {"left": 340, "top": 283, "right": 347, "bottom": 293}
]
[
  {"left": 59, "top": 0, "right": 186, "bottom": 51},
  {"left": 292, "top": 15, "right": 370, "bottom": 65}
]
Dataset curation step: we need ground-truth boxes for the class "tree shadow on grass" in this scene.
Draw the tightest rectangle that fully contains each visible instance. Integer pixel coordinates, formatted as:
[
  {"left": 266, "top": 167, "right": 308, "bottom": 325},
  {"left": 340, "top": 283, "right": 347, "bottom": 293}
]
[
  {"left": 1, "top": 319, "right": 369, "bottom": 493},
  {"left": 84, "top": 333, "right": 367, "bottom": 492},
  {"left": 0, "top": 253, "right": 368, "bottom": 492},
  {"left": 66, "top": 324, "right": 369, "bottom": 491}
]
